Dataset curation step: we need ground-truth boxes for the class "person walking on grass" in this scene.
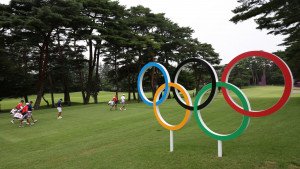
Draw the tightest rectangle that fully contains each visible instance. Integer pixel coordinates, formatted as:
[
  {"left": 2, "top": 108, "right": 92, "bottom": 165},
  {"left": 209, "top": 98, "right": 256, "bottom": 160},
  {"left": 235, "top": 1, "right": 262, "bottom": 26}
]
[
  {"left": 28, "top": 101, "right": 37, "bottom": 123},
  {"left": 19, "top": 103, "right": 34, "bottom": 128},
  {"left": 110, "top": 95, "right": 118, "bottom": 111},
  {"left": 57, "top": 98, "right": 63, "bottom": 119},
  {"left": 17, "top": 100, "right": 24, "bottom": 110},
  {"left": 120, "top": 94, "right": 126, "bottom": 111},
  {"left": 11, "top": 100, "right": 24, "bottom": 124}
]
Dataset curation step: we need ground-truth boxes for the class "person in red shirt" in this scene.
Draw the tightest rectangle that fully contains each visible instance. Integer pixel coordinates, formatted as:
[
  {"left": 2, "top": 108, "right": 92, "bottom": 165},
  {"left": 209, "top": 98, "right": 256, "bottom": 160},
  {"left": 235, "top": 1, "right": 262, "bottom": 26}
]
[
  {"left": 19, "top": 103, "right": 34, "bottom": 128},
  {"left": 16, "top": 100, "right": 24, "bottom": 110},
  {"left": 110, "top": 95, "right": 118, "bottom": 111},
  {"left": 11, "top": 100, "right": 24, "bottom": 124}
]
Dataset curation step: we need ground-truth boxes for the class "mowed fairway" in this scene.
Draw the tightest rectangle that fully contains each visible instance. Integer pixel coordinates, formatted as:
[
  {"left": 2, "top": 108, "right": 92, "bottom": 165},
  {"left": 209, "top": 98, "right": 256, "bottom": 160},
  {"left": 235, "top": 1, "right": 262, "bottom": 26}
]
[{"left": 0, "top": 86, "right": 299, "bottom": 169}]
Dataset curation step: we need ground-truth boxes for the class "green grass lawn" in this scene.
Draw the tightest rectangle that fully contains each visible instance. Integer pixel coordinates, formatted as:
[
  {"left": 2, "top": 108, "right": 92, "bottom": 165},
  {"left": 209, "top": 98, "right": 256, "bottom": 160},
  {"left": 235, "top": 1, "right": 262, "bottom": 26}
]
[
  {"left": 0, "top": 91, "right": 127, "bottom": 111},
  {"left": 0, "top": 86, "right": 299, "bottom": 169},
  {"left": 0, "top": 90, "right": 198, "bottom": 112}
]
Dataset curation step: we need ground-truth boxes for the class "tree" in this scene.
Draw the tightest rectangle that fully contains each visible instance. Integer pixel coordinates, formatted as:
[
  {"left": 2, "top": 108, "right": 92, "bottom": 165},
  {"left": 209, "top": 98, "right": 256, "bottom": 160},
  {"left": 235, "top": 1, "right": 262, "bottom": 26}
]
[
  {"left": 178, "top": 38, "right": 221, "bottom": 93},
  {"left": 80, "top": 0, "right": 126, "bottom": 104},
  {"left": 0, "top": 3, "right": 36, "bottom": 100},
  {"left": 155, "top": 18, "right": 194, "bottom": 67},
  {"left": 226, "top": 56, "right": 284, "bottom": 88},
  {"left": 7, "top": 0, "right": 82, "bottom": 109},
  {"left": 227, "top": 58, "right": 252, "bottom": 88},
  {"left": 230, "top": 0, "right": 300, "bottom": 81},
  {"left": 127, "top": 5, "right": 164, "bottom": 101},
  {"left": 99, "top": 63, "right": 113, "bottom": 91},
  {"left": 1, "top": 0, "right": 222, "bottom": 106},
  {"left": 67, "top": 5, "right": 91, "bottom": 104}
]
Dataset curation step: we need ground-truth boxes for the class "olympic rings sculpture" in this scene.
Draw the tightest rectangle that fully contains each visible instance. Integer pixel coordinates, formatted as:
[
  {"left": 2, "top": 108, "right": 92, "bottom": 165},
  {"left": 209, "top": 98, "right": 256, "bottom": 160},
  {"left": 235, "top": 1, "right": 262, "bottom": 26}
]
[{"left": 137, "top": 51, "right": 293, "bottom": 143}]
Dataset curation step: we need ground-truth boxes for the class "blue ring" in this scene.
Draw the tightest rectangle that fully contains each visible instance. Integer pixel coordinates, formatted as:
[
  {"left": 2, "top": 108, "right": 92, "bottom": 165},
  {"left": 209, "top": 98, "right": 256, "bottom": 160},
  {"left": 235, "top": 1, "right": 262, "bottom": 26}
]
[{"left": 137, "top": 62, "right": 170, "bottom": 106}]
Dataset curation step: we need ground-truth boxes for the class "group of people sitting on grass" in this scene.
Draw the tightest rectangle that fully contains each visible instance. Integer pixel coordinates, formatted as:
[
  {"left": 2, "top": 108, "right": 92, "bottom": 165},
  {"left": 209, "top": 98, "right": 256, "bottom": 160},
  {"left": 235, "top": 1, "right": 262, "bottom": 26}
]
[
  {"left": 10, "top": 100, "right": 37, "bottom": 128},
  {"left": 109, "top": 94, "right": 126, "bottom": 111}
]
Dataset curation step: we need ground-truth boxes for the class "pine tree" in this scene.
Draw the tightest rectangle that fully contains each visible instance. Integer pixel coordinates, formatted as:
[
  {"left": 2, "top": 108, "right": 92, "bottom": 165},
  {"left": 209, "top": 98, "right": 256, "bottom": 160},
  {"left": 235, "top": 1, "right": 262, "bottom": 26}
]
[{"left": 231, "top": 0, "right": 300, "bottom": 81}]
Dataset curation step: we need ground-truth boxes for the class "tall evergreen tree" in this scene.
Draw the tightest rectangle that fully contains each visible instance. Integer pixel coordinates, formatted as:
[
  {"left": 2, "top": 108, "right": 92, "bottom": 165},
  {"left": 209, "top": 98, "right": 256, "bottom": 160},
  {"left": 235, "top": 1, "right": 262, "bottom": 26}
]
[
  {"left": 231, "top": 0, "right": 300, "bottom": 81},
  {"left": 7, "top": 0, "right": 82, "bottom": 109},
  {"left": 80, "top": 0, "right": 126, "bottom": 103}
]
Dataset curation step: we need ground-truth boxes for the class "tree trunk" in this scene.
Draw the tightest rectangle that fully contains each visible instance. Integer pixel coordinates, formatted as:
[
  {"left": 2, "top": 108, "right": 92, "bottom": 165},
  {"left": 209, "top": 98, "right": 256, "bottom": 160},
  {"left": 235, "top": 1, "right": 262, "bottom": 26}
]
[
  {"left": 262, "top": 64, "right": 266, "bottom": 85},
  {"left": 35, "top": 81, "right": 44, "bottom": 110},
  {"left": 167, "top": 50, "right": 171, "bottom": 99},
  {"left": 48, "top": 74, "right": 55, "bottom": 108},
  {"left": 94, "top": 48, "right": 100, "bottom": 104},
  {"left": 137, "top": 50, "right": 142, "bottom": 103},
  {"left": 23, "top": 47, "right": 29, "bottom": 102},
  {"left": 34, "top": 44, "right": 46, "bottom": 109},
  {"left": 84, "top": 38, "right": 95, "bottom": 104},
  {"left": 164, "top": 51, "right": 172, "bottom": 99},
  {"left": 73, "top": 32, "right": 86, "bottom": 103},
  {"left": 34, "top": 31, "right": 52, "bottom": 110},
  {"left": 193, "top": 64, "right": 202, "bottom": 94},
  {"left": 114, "top": 55, "right": 119, "bottom": 97},
  {"left": 195, "top": 79, "right": 201, "bottom": 94},
  {"left": 63, "top": 78, "right": 71, "bottom": 106},
  {"left": 131, "top": 76, "right": 136, "bottom": 100},
  {"left": 79, "top": 71, "right": 86, "bottom": 103},
  {"left": 255, "top": 73, "right": 259, "bottom": 85},
  {"left": 151, "top": 47, "right": 156, "bottom": 99},
  {"left": 57, "top": 30, "right": 71, "bottom": 106},
  {"left": 126, "top": 63, "right": 132, "bottom": 101},
  {"left": 42, "top": 92, "right": 50, "bottom": 107},
  {"left": 24, "top": 95, "right": 28, "bottom": 103},
  {"left": 252, "top": 70, "right": 255, "bottom": 85},
  {"left": 165, "top": 50, "right": 169, "bottom": 67},
  {"left": 132, "top": 86, "right": 136, "bottom": 100}
]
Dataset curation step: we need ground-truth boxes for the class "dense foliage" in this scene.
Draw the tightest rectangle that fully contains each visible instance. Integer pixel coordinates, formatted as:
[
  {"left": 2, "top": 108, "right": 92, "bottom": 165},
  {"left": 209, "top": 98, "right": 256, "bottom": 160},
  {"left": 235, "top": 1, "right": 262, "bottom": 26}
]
[
  {"left": 231, "top": 0, "right": 300, "bottom": 81},
  {"left": 0, "top": 0, "right": 221, "bottom": 109},
  {"left": 227, "top": 57, "right": 284, "bottom": 89},
  {"left": 2, "top": 0, "right": 295, "bottom": 109}
]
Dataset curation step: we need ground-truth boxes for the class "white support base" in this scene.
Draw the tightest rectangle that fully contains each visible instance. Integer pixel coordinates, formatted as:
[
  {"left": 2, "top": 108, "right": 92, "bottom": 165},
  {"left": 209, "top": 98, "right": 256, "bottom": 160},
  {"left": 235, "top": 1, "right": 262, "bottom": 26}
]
[
  {"left": 218, "top": 140, "right": 222, "bottom": 157},
  {"left": 170, "top": 130, "right": 173, "bottom": 152}
]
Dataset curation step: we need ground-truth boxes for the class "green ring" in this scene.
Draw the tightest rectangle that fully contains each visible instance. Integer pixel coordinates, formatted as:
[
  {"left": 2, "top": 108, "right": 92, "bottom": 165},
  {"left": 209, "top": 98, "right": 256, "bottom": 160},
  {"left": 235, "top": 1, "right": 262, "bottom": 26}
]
[{"left": 194, "top": 82, "right": 251, "bottom": 141}]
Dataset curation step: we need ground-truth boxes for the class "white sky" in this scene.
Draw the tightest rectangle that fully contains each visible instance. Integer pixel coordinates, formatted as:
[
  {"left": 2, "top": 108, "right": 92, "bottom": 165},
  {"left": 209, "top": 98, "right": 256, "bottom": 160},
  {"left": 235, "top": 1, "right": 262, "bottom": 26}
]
[
  {"left": 116, "top": 0, "right": 287, "bottom": 65},
  {"left": 1, "top": 0, "right": 287, "bottom": 65}
]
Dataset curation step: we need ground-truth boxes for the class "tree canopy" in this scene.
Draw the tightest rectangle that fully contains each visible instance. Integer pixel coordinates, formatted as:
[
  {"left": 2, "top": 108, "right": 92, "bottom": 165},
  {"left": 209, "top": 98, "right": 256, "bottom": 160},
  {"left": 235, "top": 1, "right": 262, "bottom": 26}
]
[
  {"left": 230, "top": 0, "right": 300, "bottom": 81},
  {"left": 0, "top": 0, "right": 222, "bottom": 108}
]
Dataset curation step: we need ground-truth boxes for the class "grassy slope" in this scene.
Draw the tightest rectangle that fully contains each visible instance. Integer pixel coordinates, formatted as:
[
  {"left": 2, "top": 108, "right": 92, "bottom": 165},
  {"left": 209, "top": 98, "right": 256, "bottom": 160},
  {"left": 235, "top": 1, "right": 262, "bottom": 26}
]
[{"left": 0, "top": 86, "right": 299, "bottom": 169}]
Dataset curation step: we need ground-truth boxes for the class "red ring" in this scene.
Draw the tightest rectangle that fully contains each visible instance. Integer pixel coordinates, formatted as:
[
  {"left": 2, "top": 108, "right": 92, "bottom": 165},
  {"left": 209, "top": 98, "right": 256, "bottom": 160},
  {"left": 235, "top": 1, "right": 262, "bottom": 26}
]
[{"left": 221, "top": 51, "right": 293, "bottom": 117}]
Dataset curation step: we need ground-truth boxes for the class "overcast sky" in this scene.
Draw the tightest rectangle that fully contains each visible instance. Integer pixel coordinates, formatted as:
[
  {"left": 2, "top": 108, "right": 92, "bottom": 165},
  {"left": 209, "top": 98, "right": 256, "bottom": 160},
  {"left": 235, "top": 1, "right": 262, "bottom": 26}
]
[
  {"left": 1, "top": 0, "right": 286, "bottom": 64},
  {"left": 116, "top": 0, "right": 287, "bottom": 65}
]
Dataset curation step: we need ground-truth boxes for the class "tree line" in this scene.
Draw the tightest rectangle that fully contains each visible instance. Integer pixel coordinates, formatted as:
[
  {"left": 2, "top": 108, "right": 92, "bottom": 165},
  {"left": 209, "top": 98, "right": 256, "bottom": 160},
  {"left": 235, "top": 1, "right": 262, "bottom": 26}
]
[
  {"left": 230, "top": 0, "right": 300, "bottom": 84},
  {"left": 226, "top": 57, "right": 285, "bottom": 89},
  {"left": 1, "top": 0, "right": 298, "bottom": 110},
  {"left": 0, "top": 0, "right": 222, "bottom": 109}
]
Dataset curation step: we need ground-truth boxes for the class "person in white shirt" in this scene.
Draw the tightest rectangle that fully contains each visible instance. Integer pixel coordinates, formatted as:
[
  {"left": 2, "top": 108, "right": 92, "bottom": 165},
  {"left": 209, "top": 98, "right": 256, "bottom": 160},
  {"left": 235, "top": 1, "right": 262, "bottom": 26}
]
[{"left": 120, "top": 94, "right": 126, "bottom": 111}]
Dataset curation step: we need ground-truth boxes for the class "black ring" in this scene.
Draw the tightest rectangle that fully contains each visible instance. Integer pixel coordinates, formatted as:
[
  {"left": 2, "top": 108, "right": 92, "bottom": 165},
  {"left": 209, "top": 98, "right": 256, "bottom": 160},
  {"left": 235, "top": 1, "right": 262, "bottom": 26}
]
[{"left": 171, "top": 58, "right": 218, "bottom": 110}]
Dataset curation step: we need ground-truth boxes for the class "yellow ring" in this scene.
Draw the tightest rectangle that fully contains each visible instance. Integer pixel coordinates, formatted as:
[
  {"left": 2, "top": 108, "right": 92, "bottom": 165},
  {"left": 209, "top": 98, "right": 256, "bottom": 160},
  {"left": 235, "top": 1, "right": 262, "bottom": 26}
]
[{"left": 153, "top": 82, "right": 191, "bottom": 130}]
